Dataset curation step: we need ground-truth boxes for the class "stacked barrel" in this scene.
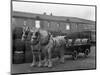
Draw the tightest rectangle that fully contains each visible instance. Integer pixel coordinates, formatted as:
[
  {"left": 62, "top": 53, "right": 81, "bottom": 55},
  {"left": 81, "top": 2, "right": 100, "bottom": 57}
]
[
  {"left": 12, "top": 27, "right": 25, "bottom": 64},
  {"left": 12, "top": 27, "right": 33, "bottom": 64},
  {"left": 13, "top": 39, "right": 25, "bottom": 64}
]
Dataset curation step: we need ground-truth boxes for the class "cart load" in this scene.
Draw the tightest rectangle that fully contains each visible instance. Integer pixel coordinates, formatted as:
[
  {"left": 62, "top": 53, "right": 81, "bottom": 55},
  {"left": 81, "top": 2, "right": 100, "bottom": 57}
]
[{"left": 64, "top": 32, "right": 92, "bottom": 60}]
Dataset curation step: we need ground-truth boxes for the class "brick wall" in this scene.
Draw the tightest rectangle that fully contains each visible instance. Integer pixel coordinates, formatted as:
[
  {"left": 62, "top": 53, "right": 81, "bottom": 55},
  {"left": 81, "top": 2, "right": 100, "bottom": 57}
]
[
  {"left": 12, "top": 17, "right": 95, "bottom": 36},
  {"left": 26, "top": 19, "right": 35, "bottom": 28},
  {"left": 12, "top": 17, "right": 35, "bottom": 30}
]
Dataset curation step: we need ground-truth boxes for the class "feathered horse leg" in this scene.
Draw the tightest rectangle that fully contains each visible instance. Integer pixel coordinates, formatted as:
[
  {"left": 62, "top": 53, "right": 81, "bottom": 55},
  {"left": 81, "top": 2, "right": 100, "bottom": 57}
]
[
  {"left": 43, "top": 49, "right": 48, "bottom": 67},
  {"left": 59, "top": 47, "right": 65, "bottom": 63},
  {"left": 30, "top": 46, "right": 36, "bottom": 67},
  {"left": 43, "top": 54, "right": 48, "bottom": 67},
  {"left": 37, "top": 49, "right": 42, "bottom": 67},
  {"left": 47, "top": 48, "right": 52, "bottom": 68}
]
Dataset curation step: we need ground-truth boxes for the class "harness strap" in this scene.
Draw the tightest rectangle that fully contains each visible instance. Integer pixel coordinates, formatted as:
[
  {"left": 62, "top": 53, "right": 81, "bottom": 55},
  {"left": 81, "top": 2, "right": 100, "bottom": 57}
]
[{"left": 51, "top": 37, "right": 56, "bottom": 48}]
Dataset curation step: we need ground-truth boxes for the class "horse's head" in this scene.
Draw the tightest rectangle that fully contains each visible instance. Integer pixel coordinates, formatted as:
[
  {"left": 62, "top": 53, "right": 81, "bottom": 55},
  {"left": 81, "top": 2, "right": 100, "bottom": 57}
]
[
  {"left": 21, "top": 27, "right": 30, "bottom": 41},
  {"left": 31, "top": 29, "right": 51, "bottom": 45},
  {"left": 31, "top": 28, "right": 40, "bottom": 44},
  {"left": 64, "top": 36, "right": 68, "bottom": 42}
]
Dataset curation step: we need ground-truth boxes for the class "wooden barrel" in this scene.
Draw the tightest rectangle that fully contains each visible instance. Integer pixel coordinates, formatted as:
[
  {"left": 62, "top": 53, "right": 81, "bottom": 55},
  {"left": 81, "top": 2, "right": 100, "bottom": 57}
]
[
  {"left": 12, "top": 27, "right": 23, "bottom": 40},
  {"left": 12, "top": 39, "right": 25, "bottom": 64},
  {"left": 13, "top": 39, "right": 25, "bottom": 52},
  {"left": 13, "top": 51, "right": 25, "bottom": 64}
]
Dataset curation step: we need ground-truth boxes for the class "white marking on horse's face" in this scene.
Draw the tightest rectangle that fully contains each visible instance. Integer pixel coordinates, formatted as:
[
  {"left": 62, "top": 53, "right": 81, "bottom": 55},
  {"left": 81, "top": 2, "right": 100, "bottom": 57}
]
[
  {"left": 22, "top": 26, "right": 30, "bottom": 41},
  {"left": 21, "top": 32, "right": 26, "bottom": 41},
  {"left": 32, "top": 30, "right": 36, "bottom": 38},
  {"left": 31, "top": 30, "right": 39, "bottom": 42},
  {"left": 31, "top": 32, "right": 36, "bottom": 41}
]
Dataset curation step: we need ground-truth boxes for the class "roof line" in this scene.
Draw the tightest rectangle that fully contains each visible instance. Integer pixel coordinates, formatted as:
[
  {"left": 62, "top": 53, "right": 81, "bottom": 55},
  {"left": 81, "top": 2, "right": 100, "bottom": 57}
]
[
  {"left": 12, "top": 11, "right": 95, "bottom": 22},
  {"left": 12, "top": 11, "right": 95, "bottom": 25},
  {"left": 13, "top": 16, "right": 92, "bottom": 24}
]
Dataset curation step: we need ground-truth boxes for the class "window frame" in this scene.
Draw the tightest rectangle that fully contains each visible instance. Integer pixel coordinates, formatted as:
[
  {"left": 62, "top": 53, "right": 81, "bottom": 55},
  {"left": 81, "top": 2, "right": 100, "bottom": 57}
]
[
  {"left": 57, "top": 23, "right": 60, "bottom": 27},
  {"left": 24, "top": 20, "right": 27, "bottom": 26},
  {"left": 35, "top": 20, "right": 40, "bottom": 28},
  {"left": 66, "top": 23, "right": 70, "bottom": 30}
]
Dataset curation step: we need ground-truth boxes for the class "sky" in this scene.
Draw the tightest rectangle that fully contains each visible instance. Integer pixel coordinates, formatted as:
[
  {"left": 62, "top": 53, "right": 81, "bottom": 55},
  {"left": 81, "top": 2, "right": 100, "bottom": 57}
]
[{"left": 12, "top": 1, "right": 95, "bottom": 21}]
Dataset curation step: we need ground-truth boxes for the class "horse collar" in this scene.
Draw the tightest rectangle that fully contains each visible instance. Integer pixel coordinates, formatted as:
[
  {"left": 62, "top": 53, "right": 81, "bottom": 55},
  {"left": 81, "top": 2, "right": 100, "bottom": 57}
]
[
  {"left": 40, "top": 33, "right": 51, "bottom": 46},
  {"left": 31, "top": 40, "right": 39, "bottom": 45}
]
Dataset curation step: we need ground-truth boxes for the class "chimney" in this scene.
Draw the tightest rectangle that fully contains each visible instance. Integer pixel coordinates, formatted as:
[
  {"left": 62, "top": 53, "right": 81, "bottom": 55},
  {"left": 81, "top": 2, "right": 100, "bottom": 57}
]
[
  {"left": 43, "top": 12, "right": 46, "bottom": 15},
  {"left": 50, "top": 13, "right": 53, "bottom": 16}
]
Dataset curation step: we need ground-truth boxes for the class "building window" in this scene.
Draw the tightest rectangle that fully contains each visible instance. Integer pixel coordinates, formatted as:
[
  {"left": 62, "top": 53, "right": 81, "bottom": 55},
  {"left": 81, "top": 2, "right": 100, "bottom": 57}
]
[
  {"left": 66, "top": 23, "right": 70, "bottom": 30},
  {"left": 57, "top": 23, "right": 60, "bottom": 27},
  {"left": 35, "top": 20, "right": 40, "bottom": 28},
  {"left": 75, "top": 23, "right": 78, "bottom": 28},
  {"left": 24, "top": 20, "right": 27, "bottom": 26},
  {"left": 48, "top": 22, "right": 50, "bottom": 27}
]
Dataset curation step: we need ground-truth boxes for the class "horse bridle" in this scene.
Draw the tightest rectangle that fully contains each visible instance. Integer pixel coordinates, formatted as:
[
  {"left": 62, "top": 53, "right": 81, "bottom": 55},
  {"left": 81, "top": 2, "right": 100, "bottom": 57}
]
[
  {"left": 22, "top": 29, "right": 30, "bottom": 40},
  {"left": 31, "top": 31, "right": 40, "bottom": 45}
]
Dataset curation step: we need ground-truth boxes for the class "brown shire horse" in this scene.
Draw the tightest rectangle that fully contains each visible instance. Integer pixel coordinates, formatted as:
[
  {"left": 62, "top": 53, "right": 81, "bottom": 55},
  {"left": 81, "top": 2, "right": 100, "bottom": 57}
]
[
  {"left": 21, "top": 27, "right": 53, "bottom": 67},
  {"left": 30, "top": 28, "right": 53, "bottom": 67},
  {"left": 30, "top": 28, "right": 67, "bottom": 67}
]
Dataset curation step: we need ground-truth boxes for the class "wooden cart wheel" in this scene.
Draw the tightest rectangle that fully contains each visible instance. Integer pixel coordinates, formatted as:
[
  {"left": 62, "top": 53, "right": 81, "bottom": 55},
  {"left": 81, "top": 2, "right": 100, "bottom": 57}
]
[
  {"left": 84, "top": 49, "right": 89, "bottom": 57},
  {"left": 72, "top": 50, "right": 78, "bottom": 60}
]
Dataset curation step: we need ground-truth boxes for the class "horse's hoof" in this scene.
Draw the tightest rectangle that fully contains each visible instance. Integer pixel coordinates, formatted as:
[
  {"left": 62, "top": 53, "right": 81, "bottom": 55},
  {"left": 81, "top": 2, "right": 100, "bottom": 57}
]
[
  {"left": 30, "top": 63, "right": 36, "bottom": 67},
  {"left": 60, "top": 61, "right": 64, "bottom": 64},
  {"left": 48, "top": 64, "right": 52, "bottom": 68},
  {"left": 60, "top": 60, "right": 64, "bottom": 63},
  {"left": 38, "top": 63, "right": 42, "bottom": 67},
  {"left": 38, "top": 65, "right": 42, "bottom": 67},
  {"left": 60, "top": 59, "right": 64, "bottom": 63},
  {"left": 44, "top": 63, "right": 48, "bottom": 67}
]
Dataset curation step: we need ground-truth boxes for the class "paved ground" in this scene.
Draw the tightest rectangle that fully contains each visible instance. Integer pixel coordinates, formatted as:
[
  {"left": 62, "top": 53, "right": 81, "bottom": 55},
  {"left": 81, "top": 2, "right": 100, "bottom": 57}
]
[{"left": 11, "top": 46, "right": 96, "bottom": 74}]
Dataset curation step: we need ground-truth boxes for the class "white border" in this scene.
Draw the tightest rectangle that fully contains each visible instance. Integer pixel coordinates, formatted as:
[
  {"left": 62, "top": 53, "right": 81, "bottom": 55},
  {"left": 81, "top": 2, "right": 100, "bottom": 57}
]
[{"left": 0, "top": 0, "right": 99, "bottom": 75}]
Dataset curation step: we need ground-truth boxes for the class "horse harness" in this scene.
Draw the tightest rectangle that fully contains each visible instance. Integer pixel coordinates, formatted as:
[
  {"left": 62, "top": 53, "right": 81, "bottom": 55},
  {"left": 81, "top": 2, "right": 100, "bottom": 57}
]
[{"left": 40, "top": 32, "right": 51, "bottom": 46}]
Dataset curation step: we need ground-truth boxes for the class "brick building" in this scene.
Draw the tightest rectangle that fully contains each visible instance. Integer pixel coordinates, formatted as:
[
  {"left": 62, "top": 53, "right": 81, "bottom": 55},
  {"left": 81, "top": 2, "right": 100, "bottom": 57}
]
[{"left": 12, "top": 11, "right": 95, "bottom": 39}]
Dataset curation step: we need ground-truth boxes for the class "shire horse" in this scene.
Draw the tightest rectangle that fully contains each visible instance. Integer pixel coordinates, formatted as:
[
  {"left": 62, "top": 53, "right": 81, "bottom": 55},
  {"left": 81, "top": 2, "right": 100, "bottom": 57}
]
[{"left": 22, "top": 27, "right": 67, "bottom": 67}]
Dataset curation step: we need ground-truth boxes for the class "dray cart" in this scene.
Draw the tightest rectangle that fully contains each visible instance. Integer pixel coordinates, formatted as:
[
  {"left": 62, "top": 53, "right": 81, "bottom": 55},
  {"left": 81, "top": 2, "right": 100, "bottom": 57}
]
[{"left": 64, "top": 38, "right": 91, "bottom": 60}]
